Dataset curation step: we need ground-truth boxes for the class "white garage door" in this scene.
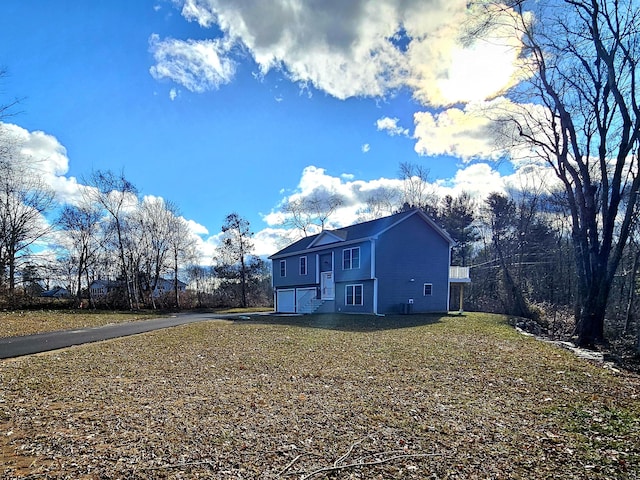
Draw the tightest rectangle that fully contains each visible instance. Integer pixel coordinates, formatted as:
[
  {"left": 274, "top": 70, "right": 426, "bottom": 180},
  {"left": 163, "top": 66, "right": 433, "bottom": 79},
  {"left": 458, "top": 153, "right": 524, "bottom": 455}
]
[
  {"left": 295, "top": 287, "right": 317, "bottom": 313},
  {"left": 276, "top": 289, "right": 295, "bottom": 313}
]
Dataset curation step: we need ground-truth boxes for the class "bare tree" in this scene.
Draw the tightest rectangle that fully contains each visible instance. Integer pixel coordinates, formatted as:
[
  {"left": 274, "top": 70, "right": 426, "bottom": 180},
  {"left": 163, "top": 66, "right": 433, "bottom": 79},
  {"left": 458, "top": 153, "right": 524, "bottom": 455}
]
[
  {"left": 168, "top": 213, "right": 194, "bottom": 308},
  {"left": 85, "top": 170, "right": 138, "bottom": 309},
  {"left": 129, "top": 197, "right": 177, "bottom": 309},
  {"left": 186, "top": 264, "right": 212, "bottom": 308},
  {"left": 0, "top": 143, "right": 55, "bottom": 295},
  {"left": 398, "top": 162, "right": 439, "bottom": 215},
  {"left": 357, "top": 187, "right": 402, "bottom": 222},
  {"left": 57, "top": 201, "right": 102, "bottom": 305},
  {"left": 132, "top": 198, "right": 195, "bottom": 308},
  {"left": 470, "top": 0, "right": 640, "bottom": 346},
  {"left": 281, "top": 191, "right": 344, "bottom": 237}
]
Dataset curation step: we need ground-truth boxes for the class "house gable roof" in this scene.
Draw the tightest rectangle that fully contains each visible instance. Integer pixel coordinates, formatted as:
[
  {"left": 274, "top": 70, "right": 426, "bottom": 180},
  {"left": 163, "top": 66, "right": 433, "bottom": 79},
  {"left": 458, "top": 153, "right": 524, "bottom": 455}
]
[
  {"left": 156, "top": 278, "right": 188, "bottom": 288},
  {"left": 308, "top": 230, "right": 347, "bottom": 247},
  {"left": 269, "top": 209, "right": 454, "bottom": 259},
  {"left": 90, "top": 279, "right": 121, "bottom": 288}
]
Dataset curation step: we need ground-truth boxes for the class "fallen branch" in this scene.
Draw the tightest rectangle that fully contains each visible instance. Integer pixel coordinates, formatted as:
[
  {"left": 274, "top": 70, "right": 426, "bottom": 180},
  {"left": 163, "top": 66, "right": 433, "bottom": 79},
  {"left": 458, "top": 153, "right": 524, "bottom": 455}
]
[
  {"left": 142, "top": 460, "right": 216, "bottom": 471},
  {"left": 299, "top": 452, "right": 442, "bottom": 479},
  {"left": 334, "top": 435, "right": 369, "bottom": 467},
  {"left": 278, "top": 453, "right": 307, "bottom": 476}
]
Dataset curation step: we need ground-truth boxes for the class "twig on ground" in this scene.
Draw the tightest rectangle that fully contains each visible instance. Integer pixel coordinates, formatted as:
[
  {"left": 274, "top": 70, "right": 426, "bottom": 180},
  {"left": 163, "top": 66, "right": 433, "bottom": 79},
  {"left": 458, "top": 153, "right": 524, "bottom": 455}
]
[
  {"left": 278, "top": 453, "right": 308, "bottom": 476},
  {"left": 141, "top": 460, "right": 216, "bottom": 471},
  {"left": 299, "top": 452, "right": 442, "bottom": 479},
  {"left": 334, "top": 435, "right": 370, "bottom": 467}
]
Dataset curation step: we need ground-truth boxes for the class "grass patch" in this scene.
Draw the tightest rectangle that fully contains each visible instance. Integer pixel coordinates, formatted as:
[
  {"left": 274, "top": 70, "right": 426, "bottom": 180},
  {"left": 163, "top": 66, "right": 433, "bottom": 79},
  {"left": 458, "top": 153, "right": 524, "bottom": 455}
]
[
  {"left": 0, "top": 310, "right": 164, "bottom": 338},
  {"left": 0, "top": 307, "right": 273, "bottom": 339},
  {"left": 1, "top": 312, "right": 639, "bottom": 478}
]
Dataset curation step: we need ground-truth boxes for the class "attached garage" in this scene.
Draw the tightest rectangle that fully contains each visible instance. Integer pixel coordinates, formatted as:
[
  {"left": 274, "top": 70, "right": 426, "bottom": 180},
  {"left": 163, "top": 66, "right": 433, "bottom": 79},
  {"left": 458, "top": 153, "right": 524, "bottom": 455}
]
[
  {"left": 275, "top": 289, "right": 295, "bottom": 313},
  {"left": 295, "top": 287, "right": 317, "bottom": 312}
]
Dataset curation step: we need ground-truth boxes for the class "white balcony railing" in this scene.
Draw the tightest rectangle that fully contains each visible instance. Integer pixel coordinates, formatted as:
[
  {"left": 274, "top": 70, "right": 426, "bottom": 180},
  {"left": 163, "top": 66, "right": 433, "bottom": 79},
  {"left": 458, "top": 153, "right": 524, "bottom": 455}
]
[{"left": 449, "top": 266, "right": 471, "bottom": 282}]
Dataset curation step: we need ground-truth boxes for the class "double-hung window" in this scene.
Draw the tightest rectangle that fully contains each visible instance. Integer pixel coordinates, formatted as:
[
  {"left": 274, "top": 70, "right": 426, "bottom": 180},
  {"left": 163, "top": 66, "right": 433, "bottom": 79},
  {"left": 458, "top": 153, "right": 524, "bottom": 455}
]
[
  {"left": 343, "top": 247, "right": 360, "bottom": 270},
  {"left": 299, "top": 256, "right": 307, "bottom": 276},
  {"left": 280, "top": 260, "right": 286, "bottom": 277},
  {"left": 424, "top": 283, "right": 433, "bottom": 296},
  {"left": 346, "top": 284, "right": 363, "bottom": 306}
]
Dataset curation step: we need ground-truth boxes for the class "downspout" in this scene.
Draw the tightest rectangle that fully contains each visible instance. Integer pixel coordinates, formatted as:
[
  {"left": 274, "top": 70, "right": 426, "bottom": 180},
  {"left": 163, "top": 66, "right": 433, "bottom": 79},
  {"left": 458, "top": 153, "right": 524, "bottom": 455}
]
[
  {"left": 447, "top": 244, "right": 452, "bottom": 312},
  {"left": 272, "top": 262, "right": 276, "bottom": 312},
  {"left": 371, "top": 238, "right": 378, "bottom": 315}
]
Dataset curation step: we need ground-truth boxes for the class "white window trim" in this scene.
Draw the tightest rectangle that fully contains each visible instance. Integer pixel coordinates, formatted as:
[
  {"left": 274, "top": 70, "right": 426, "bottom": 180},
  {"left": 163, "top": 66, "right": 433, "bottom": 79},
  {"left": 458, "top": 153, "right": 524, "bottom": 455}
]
[
  {"left": 345, "top": 284, "right": 363, "bottom": 306},
  {"left": 343, "top": 247, "right": 361, "bottom": 270},
  {"left": 424, "top": 283, "right": 433, "bottom": 296}
]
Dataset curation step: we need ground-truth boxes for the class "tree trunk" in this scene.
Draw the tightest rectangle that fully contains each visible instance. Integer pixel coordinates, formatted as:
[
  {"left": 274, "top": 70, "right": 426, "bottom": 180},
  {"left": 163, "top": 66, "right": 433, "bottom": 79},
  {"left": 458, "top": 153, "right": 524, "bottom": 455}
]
[
  {"left": 85, "top": 270, "right": 94, "bottom": 309},
  {"left": 75, "top": 267, "right": 83, "bottom": 306},
  {"left": 625, "top": 249, "right": 640, "bottom": 336},
  {"left": 240, "top": 256, "right": 247, "bottom": 308},
  {"left": 575, "top": 276, "right": 610, "bottom": 347},
  {"left": 495, "top": 240, "right": 536, "bottom": 320},
  {"left": 173, "top": 250, "right": 180, "bottom": 309},
  {"left": 7, "top": 241, "right": 16, "bottom": 294}
]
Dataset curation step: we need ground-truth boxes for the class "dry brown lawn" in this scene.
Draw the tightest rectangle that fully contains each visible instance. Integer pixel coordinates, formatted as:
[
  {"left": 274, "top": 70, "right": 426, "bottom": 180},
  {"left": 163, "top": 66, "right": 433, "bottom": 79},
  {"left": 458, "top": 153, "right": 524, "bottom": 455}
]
[
  {"left": 0, "top": 309, "right": 270, "bottom": 339},
  {"left": 0, "top": 310, "right": 162, "bottom": 338},
  {"left": 1, "top": 312, "right": 639, "bottom": 479}
]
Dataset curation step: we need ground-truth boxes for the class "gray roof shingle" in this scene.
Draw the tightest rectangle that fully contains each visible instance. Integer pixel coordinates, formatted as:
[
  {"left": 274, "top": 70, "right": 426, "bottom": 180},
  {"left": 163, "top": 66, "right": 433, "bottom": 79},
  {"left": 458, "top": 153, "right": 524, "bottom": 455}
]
[{"left": 269, "top": 209, "right": 453, "bottom": 259}]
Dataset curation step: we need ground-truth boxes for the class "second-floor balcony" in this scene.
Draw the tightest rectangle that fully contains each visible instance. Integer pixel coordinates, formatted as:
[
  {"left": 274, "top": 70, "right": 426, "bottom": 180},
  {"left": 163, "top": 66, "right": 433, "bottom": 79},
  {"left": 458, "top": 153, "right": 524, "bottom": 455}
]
[{"left": 449, "top": 266, "right": 471, "bottom": 283}]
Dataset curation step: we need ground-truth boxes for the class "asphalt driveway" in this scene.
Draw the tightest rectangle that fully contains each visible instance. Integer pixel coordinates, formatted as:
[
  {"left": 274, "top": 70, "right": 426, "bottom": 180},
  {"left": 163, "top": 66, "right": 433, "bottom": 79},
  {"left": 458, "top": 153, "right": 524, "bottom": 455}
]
[{"left": 0, "top": 312, "right": 253, "bottom": 359}]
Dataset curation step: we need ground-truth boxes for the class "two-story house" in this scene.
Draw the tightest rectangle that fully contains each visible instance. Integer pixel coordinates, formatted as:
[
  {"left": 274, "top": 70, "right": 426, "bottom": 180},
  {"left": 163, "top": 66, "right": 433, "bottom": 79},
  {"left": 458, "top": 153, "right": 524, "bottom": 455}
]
[{"left": 269, "top": 208, "right": 470, "bottom": 315}]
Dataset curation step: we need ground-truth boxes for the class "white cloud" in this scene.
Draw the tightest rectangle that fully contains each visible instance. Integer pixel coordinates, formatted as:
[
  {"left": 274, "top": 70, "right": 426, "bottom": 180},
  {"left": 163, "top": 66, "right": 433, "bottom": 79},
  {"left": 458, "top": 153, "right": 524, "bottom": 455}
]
[
  {"left": 191, "top": 222, "right": 286, "bottom": 262},
  {"left": 180, "top": 0, "right": 407, "bottom": 99},
  {"left": 149, "top": 33, "right": 236, "bottom": 92},
  {"left": 168, "top": 0, "right": 525, "bottom": 106},
  {"left": 258, "top": 161, "right": 562, "bottom": 254},
  {"left": 169, "top": 88, "right": 178, "bottom": 100},
  {"left": 0, "top": 122, "right": 84, "bottom": 204},
  {"left": 406, "top": 4, "right": 527, "bottom": 106},
  {"left": 185, "top": 218, "right": 209, "bottom": 236},
  {"left": 444, "top": 163, "right": 506, "bottom": 199},
  {"left": 376, "top": 116, "right": 409, "bottom": 136},
  {"left": 254, "top": 227, "right": 291, "bottom": 257},
  {"left": 263, "top": 165, "right": 405, "bottom": 232},
  {"left": 361, "top": 143, "right": 370, "bottom": 153},
  {"left": 413, "top": 100, "right": 511, "bottom": 161}
]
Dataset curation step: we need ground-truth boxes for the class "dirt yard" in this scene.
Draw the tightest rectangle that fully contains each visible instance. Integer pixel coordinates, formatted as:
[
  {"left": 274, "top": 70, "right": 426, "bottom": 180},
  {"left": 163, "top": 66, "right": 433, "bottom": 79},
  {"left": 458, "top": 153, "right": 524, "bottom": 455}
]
[{"left": 1, "top": 313, "right": 639, "bottom": 479}]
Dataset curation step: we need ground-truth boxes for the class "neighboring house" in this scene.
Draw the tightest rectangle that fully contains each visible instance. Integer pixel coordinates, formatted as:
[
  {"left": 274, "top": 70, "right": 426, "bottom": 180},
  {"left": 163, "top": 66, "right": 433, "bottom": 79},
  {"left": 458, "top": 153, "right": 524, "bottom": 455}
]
[
  {"left": 89, "top": 278, "right": 188, "bottom": 298},
  {"left": 89, "top": 279, "right": 122, "bottom": 298},
  {"left": 40, "top": 287, "right": 70, "bottom": 298},
  {"left": 269, "top": 209, "right": 471, "bottom": 315},
  {"left": 151, "top": 277, "right": 187, "bottom": 298}
]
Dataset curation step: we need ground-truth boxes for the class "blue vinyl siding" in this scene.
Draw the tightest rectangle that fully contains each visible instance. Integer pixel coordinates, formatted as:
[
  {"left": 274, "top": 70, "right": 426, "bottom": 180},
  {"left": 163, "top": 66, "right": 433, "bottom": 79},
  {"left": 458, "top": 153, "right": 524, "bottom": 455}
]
[
  {"left": 335, "top": 280, "right": 374, "bottom": 313},
  {"left": 335, "top": 242, "right": 371, "bottom": 283},
  {"left": 300, "top": 256, "right": 307, "bottom": 276},
  {"left": 375, "top": 214, "right": 450, "bottom": 313},
  {"left": 272, "top": 254, "right": 318, "bottom": 289}
]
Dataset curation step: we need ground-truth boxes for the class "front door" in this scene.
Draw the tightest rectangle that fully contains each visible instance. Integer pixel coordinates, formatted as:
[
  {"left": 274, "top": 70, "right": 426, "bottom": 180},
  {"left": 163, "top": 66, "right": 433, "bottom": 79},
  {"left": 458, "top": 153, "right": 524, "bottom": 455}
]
[{"left": 320, "top": 271, "right": 335, "bottom": 300}]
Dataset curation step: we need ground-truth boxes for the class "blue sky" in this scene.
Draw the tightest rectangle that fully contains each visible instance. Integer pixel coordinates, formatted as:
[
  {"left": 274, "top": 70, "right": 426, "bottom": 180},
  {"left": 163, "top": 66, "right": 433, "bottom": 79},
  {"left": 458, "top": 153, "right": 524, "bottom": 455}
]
[{"left": 0, "top": 0, "right": 533, "bottom": 258}]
